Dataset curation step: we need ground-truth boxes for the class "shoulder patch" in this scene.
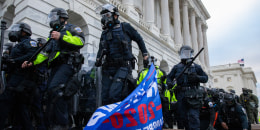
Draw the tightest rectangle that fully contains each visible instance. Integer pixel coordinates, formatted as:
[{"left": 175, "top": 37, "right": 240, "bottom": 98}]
[
  {"left": 30, "top": 41, "right": 37, "bottom": 47},
  {"left": 74, "top": 27, "right": 82, "bottom": 33}
]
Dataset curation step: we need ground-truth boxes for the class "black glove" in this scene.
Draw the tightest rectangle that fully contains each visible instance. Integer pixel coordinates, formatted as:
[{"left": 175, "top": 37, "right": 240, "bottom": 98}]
[
  {"left": 256, "top": 104, "right": 258, "bottom": 108},
  {"left": 188, "top": 73, "right": 200, "bottom": 83}
]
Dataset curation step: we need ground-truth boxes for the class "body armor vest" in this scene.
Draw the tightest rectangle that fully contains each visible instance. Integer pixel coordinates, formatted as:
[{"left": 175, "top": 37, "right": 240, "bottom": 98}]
[
  {"left": 102, "top": 24, "right": 133, "bottom": 61},
  {"left": 174, "top": 63, "right": 197, "bottom": 87}
]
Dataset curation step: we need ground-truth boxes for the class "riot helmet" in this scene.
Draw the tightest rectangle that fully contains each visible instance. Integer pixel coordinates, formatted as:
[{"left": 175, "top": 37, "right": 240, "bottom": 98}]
[
  {"left": 229, "top": 89, "right": 236, "bottom": 94},
  {"left": 178, "top": 45, "right": 194, "bottom": 60},
  {"left": 37, "top": 38, "right": 47, "bottom": 47},
  {"left": 47, "top": 8, "right": 68, "bottom": 30},
  {"left": 242, "top": 88, "right": 248, "bottom": 95},
  {"left": 95, "top": 4, "right": 120, "bottom": 29},
  {"left": 144, "top": 56, "right": 157, "bottom": 68},
  {"left": 224, "top": 93, "right": 235, "bottom": 106},
  {"left": 8, "top": 22, "right": 32, "bottom": 42}
]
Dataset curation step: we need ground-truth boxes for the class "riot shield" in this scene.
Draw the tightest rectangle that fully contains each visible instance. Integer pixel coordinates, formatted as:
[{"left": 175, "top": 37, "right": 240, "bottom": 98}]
[
  {"left": 80, "top": 53, "right": 101, "bottom": 111},
  {"left": 0, "top": 21, "right": 7, "bottom": 94},
  {"left": 72, "top": 53, "right": 102, "bottom": 125}
]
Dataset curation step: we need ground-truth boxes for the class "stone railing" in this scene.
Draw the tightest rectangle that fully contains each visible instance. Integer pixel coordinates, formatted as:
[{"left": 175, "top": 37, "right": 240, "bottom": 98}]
[{"left": 109, "top": 0, "right": 126, "bottom": 13}]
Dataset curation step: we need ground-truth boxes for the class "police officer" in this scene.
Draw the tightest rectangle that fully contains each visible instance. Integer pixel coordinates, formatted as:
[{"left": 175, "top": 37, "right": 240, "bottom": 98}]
[
  {"left": 240, "top": 88, "right": 255, "bottom": 125},
  {"left": 0, "top": 22, "right": 38, "bottom": 130},
  {"left": 28, "top": 38, "right": 48, "bottom": 130},
  {"left": 166, "top": 45, "right": 208, "bottom": 130},
  {"left": 229, "top": 89, "right": 240, "bottom": 103},
  {"left": 248, "top": 89, "right": 259, "bottom": 124},
  {"left": 136, "top": 56, "right": 174, "bottom": 128},
  {"left": 218, "top": 93, "right": 248, "bottom": 130},
  {"left": 22, "top": 7, "right": 85, "bottom": 129},
  {"left": 95, "top": 4, "right": 148, "bottom": 105},
  {"left": 199, "top": 87, "right": 215, "bottom": 130}
]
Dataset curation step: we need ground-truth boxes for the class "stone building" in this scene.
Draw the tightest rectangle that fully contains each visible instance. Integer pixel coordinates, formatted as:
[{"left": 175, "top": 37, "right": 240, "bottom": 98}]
[
  {"left": 211, "top": 63, "right": 257, "bottom": 95},
  {"left": 0, "top": 0, "right": 211, "bottom": 81}
]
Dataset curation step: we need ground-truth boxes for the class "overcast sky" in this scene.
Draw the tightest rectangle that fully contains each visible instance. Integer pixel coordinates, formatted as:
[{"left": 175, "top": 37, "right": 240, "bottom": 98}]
[{"left": 201, "top": 0, "right": 260, "bottom": 96}]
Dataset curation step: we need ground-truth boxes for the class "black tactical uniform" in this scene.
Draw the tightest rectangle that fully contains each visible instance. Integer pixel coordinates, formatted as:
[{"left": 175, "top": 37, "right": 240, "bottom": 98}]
[
  {"left": 0, "top": 22, "right": 38, "bottom": 130},
  {"left": 166, "top": 45, "right": 208, "bottom": 130},
  {"left": 218, "top": 93, "right": 249, "bottom": 130},
  {"left": 28, "top": 8, "right": 85, "bottom": 129},
  {"left": 95, "top": 4, "right": 148, "bottom": 105},
  {"left": 200, "top": 87, "right": 215, "bottom": 130}
]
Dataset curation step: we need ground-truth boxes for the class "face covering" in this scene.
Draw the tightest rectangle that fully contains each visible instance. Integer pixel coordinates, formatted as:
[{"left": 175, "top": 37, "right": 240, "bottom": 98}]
[
  {"left": 101, "top": 12, "right": 114, "bottom": 29},
  {"left": 8, "top": 31, "right": 20, "bottom": 42}
]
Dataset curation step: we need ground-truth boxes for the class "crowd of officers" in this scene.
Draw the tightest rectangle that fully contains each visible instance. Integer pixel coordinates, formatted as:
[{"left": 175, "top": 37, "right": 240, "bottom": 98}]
[{"left": 0, "top": 3, "right": 257, "bottom": 130}]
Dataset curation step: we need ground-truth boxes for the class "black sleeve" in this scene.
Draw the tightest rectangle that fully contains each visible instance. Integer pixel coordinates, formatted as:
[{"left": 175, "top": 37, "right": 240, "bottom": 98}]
[
  {"left": 195, "top": 64, "right": 208, "bottom": 83},
  {"left": 217, "top": 105, "right": 224, "bottom": 123},
  {"left": 237, "top": 105, "right": 249, "bottom": 129},
  {"left": 123, "top": 22, "right": 148, "bottom": 56},
  {"left": 166, "top": 66, "right": 176, "bottom": 85},
  {"left": 96, "top": 34, "right": 104, "bottom": 59},
  {"left": 13, "top": 40, "right": 38, "bottom": 63},
  {"left": 209, "top": 108, "right": 216, "bottom": 126}
]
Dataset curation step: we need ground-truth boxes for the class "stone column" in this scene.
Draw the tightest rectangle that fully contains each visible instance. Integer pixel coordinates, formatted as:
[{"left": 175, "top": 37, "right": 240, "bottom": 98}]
[
  {"left": 144, "top": 0, "right": 160, "bottom": 36},
  {"left": 202, "top": 24, "right": 210, "bottom": 68},
  {"left": 197, "top": 18, "right": 205, "bottom": 65},
  {"left": 122, "top": 0, "right": 139, "bottom": 22},
  {"left": 173, "top": 0, "right": 182, "bottom": 48},
  {"left": 190, "top": 9, "right": 198, "bottom": 54},
  {"left": 144, "top": 0, "right": 154, "bottom": 24},
  {"left": 182, "top": 0, "right": 191, "bottom": 47},
  {"left": 160, "top": 0, "right": 170, "bottom": 36}
]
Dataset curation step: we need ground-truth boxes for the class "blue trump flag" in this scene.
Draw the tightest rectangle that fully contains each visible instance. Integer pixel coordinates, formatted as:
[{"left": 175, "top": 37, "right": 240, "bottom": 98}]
[{"left": 84, "top": 64, "right": 163, "bottom": 130}]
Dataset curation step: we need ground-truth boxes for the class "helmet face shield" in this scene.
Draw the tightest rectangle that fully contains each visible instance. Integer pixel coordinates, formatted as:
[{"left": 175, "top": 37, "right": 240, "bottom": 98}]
[
  {"left": 95, "top": 4, "right": 117, "bottom": 15},
  {"left": 180, "top": 49, "right": 192, "bottom": 59},
  {"left": 47, "top": 12, "right": 59, "bottom": 23},
  {"left": 8, "top": 24, "right": 21, "bottom": 32},
  {"left": 101, "top": 12, "right": 113, "bottom": 18}
]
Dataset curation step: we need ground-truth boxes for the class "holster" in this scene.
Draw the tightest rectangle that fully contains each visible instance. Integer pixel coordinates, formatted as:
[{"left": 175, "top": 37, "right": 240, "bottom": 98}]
[{"left": 131, "top": 57, "right": 136, "bottom": 69}]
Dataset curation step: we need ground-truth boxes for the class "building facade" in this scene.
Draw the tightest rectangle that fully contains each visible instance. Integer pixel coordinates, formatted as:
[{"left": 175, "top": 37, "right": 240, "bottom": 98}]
[
  {"left": 0, "top": 0, "right": 211, "bottom": 82},
  {"left": 211, "top": 63, "right": 257, "bottom": 95}
]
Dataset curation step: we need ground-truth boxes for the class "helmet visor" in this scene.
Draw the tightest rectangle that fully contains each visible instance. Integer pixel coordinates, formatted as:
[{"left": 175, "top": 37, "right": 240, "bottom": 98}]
[
  {"left": 95, "top": 4, "right": 115, "bottom": 15},
  {"left": 180, "top": 49, "right": 192, "bottom": 59},
  {"left": 101, "top": 12, "right": 113, "bottom": 18},
  {"left": 8, "top": 24, "right": 21, "bottom": 32},
  {"left": 46, "top": 12, "right": 59, "bottom": 23}
]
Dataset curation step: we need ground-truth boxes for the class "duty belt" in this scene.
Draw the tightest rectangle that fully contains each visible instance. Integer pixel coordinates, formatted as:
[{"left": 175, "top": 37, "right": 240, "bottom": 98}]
[
  {"left": 181, "top": 86, "right": 197, "bottom": 91},
  {"left": 103, "top": 60, "right": 131, "bottom": 68}
]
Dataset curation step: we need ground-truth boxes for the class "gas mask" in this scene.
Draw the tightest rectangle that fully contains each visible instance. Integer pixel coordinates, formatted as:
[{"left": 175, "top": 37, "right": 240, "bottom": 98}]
[
  {"left": 8, "top": 24, "right": 22, "bottom": 42},
  {"left": 8, "top": 31, "right": 21, "bottom": 42},
  {"left": 47, "top": 12, "right": 65, "bottom": 30},
  {"left": 101, "top": 12, "right": 114, "bottom": 29},
  {"left": 243, "top": 90, "right": 248, "bottom": 95}
]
